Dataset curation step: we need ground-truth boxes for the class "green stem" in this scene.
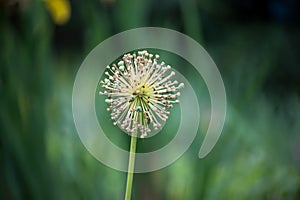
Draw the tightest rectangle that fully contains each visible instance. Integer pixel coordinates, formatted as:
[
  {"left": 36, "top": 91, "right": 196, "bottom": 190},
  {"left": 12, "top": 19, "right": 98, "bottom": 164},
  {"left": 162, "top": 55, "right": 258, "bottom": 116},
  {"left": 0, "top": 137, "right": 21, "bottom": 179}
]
[{"left": 125, "top": 132, "right": 137, "bottom": 200}]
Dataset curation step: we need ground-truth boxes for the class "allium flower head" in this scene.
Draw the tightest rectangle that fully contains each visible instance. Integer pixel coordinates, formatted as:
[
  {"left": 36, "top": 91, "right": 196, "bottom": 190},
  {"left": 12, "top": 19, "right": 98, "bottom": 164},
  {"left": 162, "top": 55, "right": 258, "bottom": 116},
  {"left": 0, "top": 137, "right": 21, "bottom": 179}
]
[{"left": 99, "top": 50, "right": 184, "bottom": 138}]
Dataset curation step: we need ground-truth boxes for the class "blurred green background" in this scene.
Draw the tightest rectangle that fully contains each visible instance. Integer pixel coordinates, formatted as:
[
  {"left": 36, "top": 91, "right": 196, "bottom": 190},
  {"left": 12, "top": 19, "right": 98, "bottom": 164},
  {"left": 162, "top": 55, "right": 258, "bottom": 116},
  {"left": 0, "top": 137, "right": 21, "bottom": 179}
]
[{"left": 1, "top": 0, "right": 300, "bottom": 199}]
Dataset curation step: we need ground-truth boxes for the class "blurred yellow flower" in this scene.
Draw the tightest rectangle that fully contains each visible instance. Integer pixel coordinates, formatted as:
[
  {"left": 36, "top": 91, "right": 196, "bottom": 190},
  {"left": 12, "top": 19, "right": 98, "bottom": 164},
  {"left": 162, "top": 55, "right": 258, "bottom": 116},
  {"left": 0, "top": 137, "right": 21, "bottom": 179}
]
[{"left": 44, "top": 0, "right": 71, "bottom": 25}]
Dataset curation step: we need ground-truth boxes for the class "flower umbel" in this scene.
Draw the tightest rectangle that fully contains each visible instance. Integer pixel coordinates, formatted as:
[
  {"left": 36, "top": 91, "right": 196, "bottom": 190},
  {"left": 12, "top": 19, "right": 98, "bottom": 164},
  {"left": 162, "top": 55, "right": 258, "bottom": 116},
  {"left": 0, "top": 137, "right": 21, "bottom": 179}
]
[{"left": 99, "top": 50, "right": 184, "bottom": 138}]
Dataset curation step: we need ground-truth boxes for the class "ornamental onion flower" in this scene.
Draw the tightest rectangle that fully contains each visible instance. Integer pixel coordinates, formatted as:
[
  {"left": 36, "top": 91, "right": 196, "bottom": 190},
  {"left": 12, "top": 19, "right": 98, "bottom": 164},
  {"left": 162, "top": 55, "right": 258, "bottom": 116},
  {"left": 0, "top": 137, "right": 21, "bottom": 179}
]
[{"left": 99, "top": 50, "right": 184, "bottom": 138}]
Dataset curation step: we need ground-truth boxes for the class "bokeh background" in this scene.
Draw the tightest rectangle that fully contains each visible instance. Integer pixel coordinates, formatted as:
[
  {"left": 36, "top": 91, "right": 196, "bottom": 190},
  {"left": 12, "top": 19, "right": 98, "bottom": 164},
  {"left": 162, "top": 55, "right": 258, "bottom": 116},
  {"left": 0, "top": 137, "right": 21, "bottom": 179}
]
[{"left": 1, "top": 0, "right": 300, "bottom": 199}]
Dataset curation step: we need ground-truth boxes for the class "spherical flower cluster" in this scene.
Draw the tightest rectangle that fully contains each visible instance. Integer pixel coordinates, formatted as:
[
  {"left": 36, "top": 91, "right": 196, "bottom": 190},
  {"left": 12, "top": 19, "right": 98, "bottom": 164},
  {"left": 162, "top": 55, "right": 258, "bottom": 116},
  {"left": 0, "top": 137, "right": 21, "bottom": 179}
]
[{"left": 99, "top": 50, "right": 184, "bottom": 138}]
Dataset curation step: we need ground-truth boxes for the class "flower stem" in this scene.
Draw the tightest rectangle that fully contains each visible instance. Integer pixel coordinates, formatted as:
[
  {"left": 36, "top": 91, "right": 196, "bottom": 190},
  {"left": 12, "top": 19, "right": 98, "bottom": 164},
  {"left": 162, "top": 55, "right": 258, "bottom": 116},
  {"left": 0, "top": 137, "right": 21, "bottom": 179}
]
[{"left": 125, "top": 132, "right": 137, "bottom": 200}]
